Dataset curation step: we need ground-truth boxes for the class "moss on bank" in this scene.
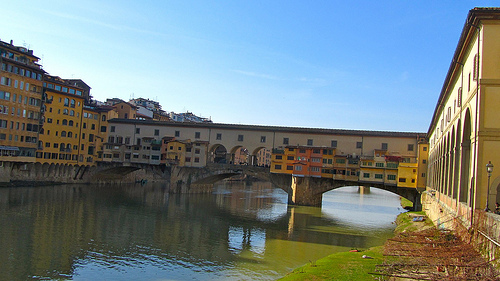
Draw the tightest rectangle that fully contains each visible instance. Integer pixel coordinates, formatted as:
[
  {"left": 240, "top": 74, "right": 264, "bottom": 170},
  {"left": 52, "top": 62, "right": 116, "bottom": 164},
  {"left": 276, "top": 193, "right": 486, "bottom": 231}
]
[{"left": 278, "top": 246, "right": 385, "bottom": 281}]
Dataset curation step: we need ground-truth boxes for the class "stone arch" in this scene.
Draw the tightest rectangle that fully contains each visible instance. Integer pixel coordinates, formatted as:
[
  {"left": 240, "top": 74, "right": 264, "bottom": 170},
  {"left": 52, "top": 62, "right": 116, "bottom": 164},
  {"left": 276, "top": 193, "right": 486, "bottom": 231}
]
[
  {"left": 444, "top": 134, "right": 450, "bottom": 196},
  {"left": 230, "top": 146, "right": 249, "bottom": 165},
  {"left": 451, "top": 125, "right": 458, "bottom": 199},
  {"left": 459, "top": 110, "right": 472, "bottom": 204},
  {"left": 209, "top": 144, "right": 228, "bottom": 164},
  {"left": 251, "top": 146, "right": 271, "bottom": 167}
]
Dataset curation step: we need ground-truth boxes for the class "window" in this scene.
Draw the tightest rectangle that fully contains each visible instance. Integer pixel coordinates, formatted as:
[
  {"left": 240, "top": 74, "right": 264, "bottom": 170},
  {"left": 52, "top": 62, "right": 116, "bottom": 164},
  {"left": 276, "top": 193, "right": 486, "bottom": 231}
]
[
  {"left": 194, "top": 157, "right": 200, "bottom": 163},
  {"left": 135, "top": 128, "right": 140, "bottom": 134},
  {"left": 110, "top": 126, "right": 115, "bottom": 132},
  {"left": 363, "top": 173, "right": 370, "bottom": 178},
  {"left": 421, "top": 173, "right": 426, "bottom": 177},
  {"left": 388, "top": 175, "right": 396, "bottom": 180},
  {"left": 356, "top": 142, "right": 362, "bottom": 149},
  {"left": 295, "top": 165, "right": 302, "bottom": 171},
  {"left": 375, "top": 174, "right": 383, "bottom": 179},
  {"left": 336, "top": 159, "right": 345, "bottom": 164},
  {"left": 307, "top": 139, "right": 313, "bottom": 146},
  {"left": 376, "top": 162, "right": 384, "bottom": 167},
  {"left": 238, "top": 135, "right": 244, "bottom": 141},
  {"left": 408, "top": 144, "right": 414, "bottom": 151},
  {"left": 283, "top": 137, "right": 289, "bottom": 145},
  {"left": 382, "top": 143, "right": 388, "bottom": 150},
  {"left": 195, "top": 132, "right": 200, "bottom": 139},
  {"left": 260, "top": 136, "right": 266, "bottom": 143},
  {"left": 275, "top": 155, "right": 282, "bottom": 160},
  {"left": 101, "top": 126, "right": 106, "bottom": 132},
  {"left": 0, "top": 77, "right": 11, "bottom": 86},
  {"left": 274, "top": 165, "right": 282, "bottom": 170},
  {"left": 422, "top": 159, "right": 427, "bottom": 164},
  {"left": 154, "top": 129, "right": 159, "bottom": 136},
  {"left": 175, "top": 131, "right": 180, "bottom": 137},
  {"left": 287, "top": 156, "right": 294, "bottom": 160},
  {"left": 286, "top": 165, "right": 293, "bottom": 170},
  {"left": 423, "top": 147, "right": 427, "bottom": 151},
  {"left": 216, "top": 133, "right": 222, "bottom": 140},
  {"left": 473, "top": 54, "right": 479, "bottom": 81}
]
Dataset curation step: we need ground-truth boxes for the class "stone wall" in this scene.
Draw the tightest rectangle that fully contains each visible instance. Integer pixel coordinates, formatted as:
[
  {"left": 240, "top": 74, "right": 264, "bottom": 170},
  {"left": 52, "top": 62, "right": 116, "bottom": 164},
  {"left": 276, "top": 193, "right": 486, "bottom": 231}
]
[
  {"left": 422, "top": 191, "right": 500, "bottom": 268},
  {"left": 0, "top": 161, "right": 171, "bottom": 187}
]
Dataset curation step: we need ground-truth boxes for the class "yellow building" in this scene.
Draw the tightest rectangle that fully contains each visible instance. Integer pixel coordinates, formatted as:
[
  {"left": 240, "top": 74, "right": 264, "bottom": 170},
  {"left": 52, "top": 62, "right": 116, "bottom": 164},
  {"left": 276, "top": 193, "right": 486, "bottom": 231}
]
[
  {"left": 321, "top": 148, "right": 335, "bottom": 178},
  {"left": 37, "top": 75, "right": 85, "bottom": 165},
  {"left": 427, "top": 8, "right": 500, "bottom": 212},
  {"left": 0, "top": 40, "right": 44, "bottom": 162},
  {"left": 270, "top": 148, "right": 286, "bottom": 174},
  {"left": 416, "top": 142, "right": 428, "bottom": 189},
  {"left": 397, "top": 162, "right": 418, "bottom": 188},
  {"left": 113, "top": 101, "right": 137, "bottom": 119},
  {"left": 163, "top": 139, "right": 186, "bottom": 166}
]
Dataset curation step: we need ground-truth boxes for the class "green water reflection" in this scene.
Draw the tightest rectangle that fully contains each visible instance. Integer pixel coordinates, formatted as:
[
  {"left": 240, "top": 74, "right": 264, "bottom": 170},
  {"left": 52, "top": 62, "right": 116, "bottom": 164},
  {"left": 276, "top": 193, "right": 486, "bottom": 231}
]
[{"left": 0, "top": 181, "right": 404, "bottom": 280}]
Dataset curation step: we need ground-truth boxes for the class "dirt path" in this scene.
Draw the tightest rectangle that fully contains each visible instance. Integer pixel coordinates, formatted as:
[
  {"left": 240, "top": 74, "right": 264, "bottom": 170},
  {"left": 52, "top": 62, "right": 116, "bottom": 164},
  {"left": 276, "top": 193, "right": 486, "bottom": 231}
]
[{"left": 375, "top": 213, "right": 500, "bottom": 280}]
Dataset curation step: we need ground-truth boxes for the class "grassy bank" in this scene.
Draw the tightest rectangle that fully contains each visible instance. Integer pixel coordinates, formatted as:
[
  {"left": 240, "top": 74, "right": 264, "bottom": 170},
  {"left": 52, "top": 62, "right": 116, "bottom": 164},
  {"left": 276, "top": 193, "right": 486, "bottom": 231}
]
[
  {"left": 278, "top": 197, "right": 432, "bottom": 280},
  {"left": 278, "top": 246, "right": 385, "bottom": 281}
]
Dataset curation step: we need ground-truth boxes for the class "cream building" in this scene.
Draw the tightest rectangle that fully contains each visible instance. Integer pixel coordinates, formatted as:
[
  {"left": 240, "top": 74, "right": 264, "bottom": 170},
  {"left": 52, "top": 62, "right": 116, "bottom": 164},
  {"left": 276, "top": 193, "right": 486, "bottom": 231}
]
[{"left": 427, "top": 8, "right": 500, "bottom": 219}]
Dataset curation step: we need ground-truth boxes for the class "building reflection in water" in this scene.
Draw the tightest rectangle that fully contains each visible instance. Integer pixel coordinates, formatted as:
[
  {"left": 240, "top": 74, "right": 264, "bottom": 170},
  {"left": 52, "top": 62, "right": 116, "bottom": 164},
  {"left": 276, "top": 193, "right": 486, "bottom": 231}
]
[{"left": 0, "top": 181, "right": 403, "bottom": 280}]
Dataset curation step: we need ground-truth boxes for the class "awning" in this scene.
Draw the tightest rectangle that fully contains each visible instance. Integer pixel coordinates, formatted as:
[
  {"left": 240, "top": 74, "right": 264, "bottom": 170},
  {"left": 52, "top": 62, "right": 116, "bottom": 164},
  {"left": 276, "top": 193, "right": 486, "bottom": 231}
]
[{"left": 0, "top": 146, "right": 19, "bottom": 151}]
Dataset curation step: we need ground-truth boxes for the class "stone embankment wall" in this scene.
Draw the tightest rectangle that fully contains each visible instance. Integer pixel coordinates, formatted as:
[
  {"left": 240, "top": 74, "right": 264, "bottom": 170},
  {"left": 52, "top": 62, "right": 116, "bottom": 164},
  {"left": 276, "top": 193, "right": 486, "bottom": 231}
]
[
  {"left": 0, "top": 161, "right": 171, "bottom": 187},
  {"left": 422, "top": 191, "right": 500, "bottom": 268}
]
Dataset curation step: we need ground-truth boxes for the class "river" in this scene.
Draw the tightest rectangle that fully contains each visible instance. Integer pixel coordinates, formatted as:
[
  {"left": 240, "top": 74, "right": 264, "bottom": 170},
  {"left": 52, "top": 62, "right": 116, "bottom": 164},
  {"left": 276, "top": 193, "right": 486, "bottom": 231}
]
[{"left": 0, "top": 180, "right": 405, "bottom": 280}]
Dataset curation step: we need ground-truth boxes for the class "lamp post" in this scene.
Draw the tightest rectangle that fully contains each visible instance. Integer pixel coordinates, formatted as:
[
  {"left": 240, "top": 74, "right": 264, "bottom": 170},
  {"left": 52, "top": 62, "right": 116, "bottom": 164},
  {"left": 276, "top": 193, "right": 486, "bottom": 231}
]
[{"left": 485, "top": 161, "right": 494, "bottom": 211}]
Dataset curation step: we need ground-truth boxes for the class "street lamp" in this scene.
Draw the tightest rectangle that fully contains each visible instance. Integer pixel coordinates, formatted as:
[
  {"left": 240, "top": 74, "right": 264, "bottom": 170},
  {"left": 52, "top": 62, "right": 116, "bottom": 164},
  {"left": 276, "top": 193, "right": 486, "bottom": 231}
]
[{"left": 485, "top": 161, "right": 494, "bottom": 211}]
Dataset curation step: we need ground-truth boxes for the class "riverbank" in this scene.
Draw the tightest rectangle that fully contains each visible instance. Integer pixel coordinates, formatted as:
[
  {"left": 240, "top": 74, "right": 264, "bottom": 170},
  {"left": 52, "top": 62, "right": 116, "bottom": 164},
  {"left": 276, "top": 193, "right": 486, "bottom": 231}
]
[
  {"left": 277, "top": 198, "right": 431, "bottom": 280},
  {"left": 279, "top": 198, "right": 499, "bottom": 280}
]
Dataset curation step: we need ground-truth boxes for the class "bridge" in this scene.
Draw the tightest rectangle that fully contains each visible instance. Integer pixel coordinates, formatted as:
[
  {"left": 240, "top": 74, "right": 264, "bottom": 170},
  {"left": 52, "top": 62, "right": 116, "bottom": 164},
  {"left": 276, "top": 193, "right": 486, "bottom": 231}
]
[{"left": 93, "top": 162, "right": 421, "bottom": 210}]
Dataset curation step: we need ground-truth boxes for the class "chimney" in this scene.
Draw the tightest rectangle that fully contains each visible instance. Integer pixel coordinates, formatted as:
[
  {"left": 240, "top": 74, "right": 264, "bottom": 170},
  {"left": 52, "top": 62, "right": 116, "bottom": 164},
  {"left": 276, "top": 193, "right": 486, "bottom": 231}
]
[{"left": 10, "top": 40, "right": 13, "bottom": 45}]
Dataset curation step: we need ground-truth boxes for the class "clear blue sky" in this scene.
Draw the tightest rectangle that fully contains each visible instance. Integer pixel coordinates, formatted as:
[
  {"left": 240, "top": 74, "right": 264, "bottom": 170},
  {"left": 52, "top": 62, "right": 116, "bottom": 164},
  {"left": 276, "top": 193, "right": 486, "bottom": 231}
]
[{"left": 2, "top": 1, "right": 498, "bottom": 132}]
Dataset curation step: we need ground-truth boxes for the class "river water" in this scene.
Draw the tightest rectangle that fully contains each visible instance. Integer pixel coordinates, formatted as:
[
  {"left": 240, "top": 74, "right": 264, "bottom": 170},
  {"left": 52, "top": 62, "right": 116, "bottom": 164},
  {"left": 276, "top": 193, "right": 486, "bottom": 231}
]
[{"left": 0, "top": 181, "right": 405, "bottom": 280}]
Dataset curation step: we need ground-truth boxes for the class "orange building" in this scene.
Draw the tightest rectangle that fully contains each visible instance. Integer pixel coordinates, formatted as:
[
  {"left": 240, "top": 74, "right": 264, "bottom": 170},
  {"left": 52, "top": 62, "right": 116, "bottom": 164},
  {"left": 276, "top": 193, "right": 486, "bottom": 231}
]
[{"left": 0, "top": 40, "right": 44, "bottom": 162}]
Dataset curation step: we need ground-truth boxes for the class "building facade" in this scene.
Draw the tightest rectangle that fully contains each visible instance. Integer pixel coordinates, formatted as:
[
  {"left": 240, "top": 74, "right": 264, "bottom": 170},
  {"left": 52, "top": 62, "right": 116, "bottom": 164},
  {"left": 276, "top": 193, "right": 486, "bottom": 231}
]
[
  {"left": 427, "top": 8, "right": 500, "bottom": 217},
  {"left": 0, "top": 40, "right": 44, "bottom": 163}
]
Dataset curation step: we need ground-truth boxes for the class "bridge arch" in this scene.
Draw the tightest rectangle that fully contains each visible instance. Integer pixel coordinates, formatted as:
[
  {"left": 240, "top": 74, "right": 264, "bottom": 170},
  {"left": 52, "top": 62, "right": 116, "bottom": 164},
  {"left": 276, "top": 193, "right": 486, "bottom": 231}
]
[
  {"left": 251, "top": 146, "right": 271, "bottom": 167},
  {"left": 209, "top": 144, "right": 228, "bottom": 164},
  {"left": 228, "top": 146, "right": 248, "bottom": 165}
]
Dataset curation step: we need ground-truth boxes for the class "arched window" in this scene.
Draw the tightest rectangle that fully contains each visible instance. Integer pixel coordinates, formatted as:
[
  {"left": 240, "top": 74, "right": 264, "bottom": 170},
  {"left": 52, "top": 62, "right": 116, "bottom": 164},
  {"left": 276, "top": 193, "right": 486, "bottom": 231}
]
[
  {"left": 102, "top": 115, "right": 106, "bottom": 122},
  {"left": 67, "top": 132, "right": 73, "bottom": 138},
  {"left": 60, "top": 143, "right": 65, "bottom": 149},
  {"left": 64, "top": 98, "right": 69, "bottom": 106},
  {"left": 61, "top": 131, "right": 67, "bottom": 137},
  {"left": 70, "top": 99, "right": 75, "bottom": 108},
  {"left": 63, "top": 109, "right": 69, "bottom": 115},
  {"left": 62, "top": 119, "right": 68, "bottom": 126},
  {"left": 69, "top": 110, "right": 74, "bottom": 116},
  {"left": 69, "top": 120, "right": 74, "bottom": 126}
]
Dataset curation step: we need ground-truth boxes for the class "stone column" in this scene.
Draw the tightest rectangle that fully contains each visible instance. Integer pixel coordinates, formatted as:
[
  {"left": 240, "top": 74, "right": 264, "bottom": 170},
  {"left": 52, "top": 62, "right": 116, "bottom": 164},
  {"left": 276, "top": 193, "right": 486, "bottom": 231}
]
[{"left": 290, "top": 176, "right": 323, "bottom": 206}]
